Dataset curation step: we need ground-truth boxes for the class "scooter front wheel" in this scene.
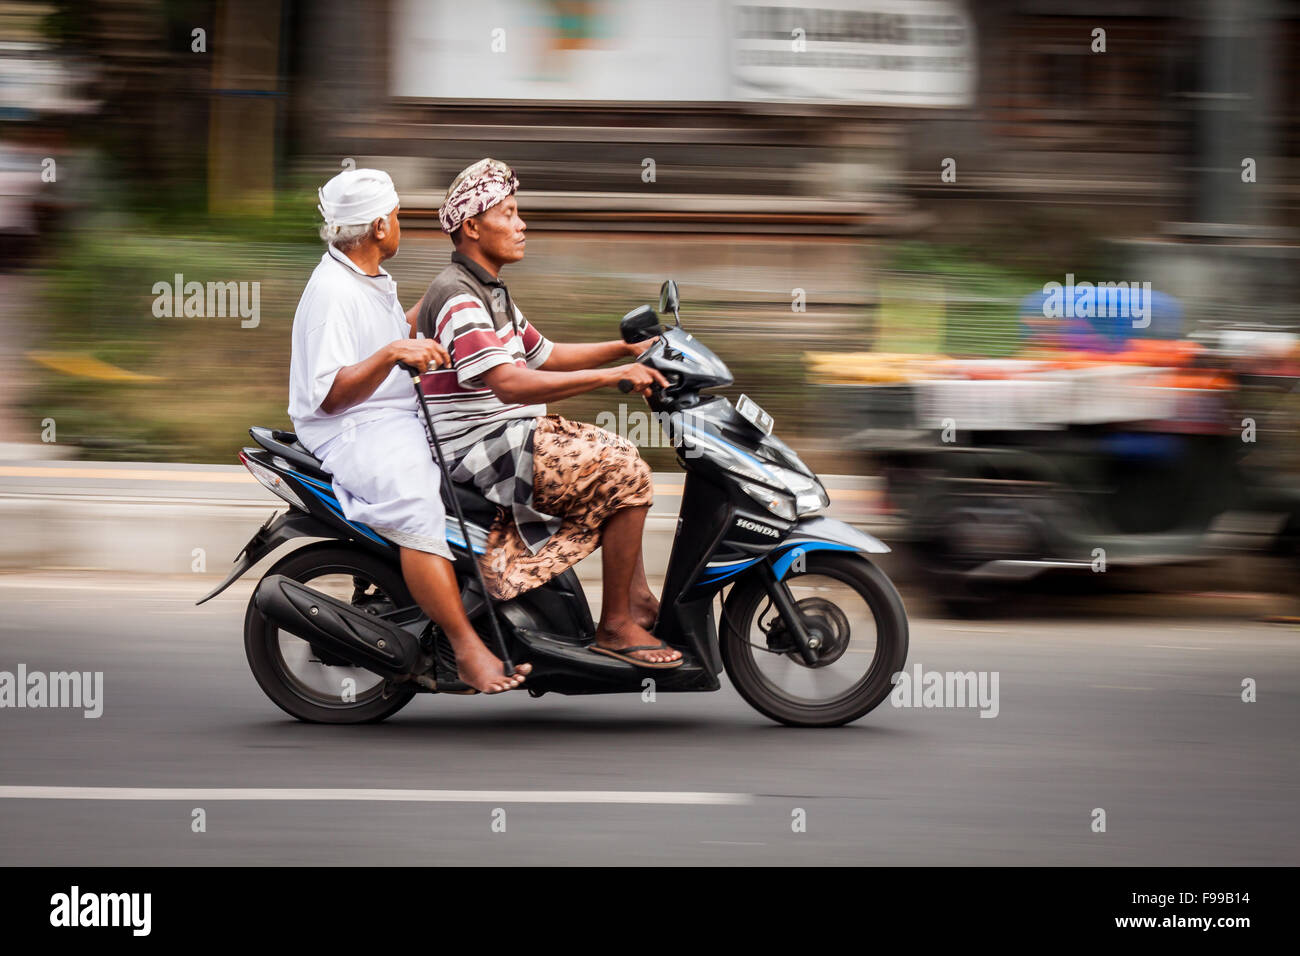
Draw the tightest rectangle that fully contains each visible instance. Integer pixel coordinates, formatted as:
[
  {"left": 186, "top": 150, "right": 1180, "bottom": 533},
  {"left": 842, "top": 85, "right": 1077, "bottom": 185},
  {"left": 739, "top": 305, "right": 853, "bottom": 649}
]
[{"left": 720, "top": 552, "right": 908, "bottom": 727}]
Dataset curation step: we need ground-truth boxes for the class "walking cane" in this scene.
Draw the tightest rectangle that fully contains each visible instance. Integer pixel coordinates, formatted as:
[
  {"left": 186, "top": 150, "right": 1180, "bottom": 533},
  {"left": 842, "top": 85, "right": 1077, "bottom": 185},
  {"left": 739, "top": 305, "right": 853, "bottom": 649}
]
[{"left": 400, "top": 362, "right": 515, "bottom": 676}]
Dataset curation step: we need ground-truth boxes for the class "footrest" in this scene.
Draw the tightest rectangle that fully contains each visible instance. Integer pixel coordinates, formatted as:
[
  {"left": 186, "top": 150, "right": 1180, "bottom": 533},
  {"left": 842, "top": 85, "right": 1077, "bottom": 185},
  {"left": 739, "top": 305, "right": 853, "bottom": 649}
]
[{"left": 513, "top": 627, "right": 639, "bottom": 672}]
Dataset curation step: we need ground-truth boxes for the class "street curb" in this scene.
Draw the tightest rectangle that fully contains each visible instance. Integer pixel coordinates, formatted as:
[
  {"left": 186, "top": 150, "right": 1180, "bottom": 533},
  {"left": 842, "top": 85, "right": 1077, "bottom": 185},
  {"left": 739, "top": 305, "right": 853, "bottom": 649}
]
[{"left": 0, "top": 467, "right": 892, "bottom": 581}]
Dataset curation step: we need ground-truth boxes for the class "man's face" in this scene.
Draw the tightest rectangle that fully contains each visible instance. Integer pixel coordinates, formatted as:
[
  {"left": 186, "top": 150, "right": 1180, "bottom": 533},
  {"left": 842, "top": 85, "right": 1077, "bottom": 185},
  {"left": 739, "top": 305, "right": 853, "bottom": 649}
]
[
  {"left": 466, "top": 196, "right": 526, "bottom": 266},
  {"left": 375, "top": 206, "right": 401, "bottom": 261}
]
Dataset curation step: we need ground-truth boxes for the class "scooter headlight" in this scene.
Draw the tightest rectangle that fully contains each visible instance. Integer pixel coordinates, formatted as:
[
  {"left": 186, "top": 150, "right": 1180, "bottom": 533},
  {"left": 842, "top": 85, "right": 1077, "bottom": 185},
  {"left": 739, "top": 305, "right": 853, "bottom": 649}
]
[
  {"left": 240, "top": 452, "right": 308, "bottom": 510},
  {"left": 681, "top": 423, "right": 805, "bottom": 520},
  {"left": 765, "top": 464, "right": 830, "bottom": 516},
  {"left": 796, "top": 485, "right": 831, "bottom": 516},
  {"left": 739, "top": 481, "right": 797, "bottom": 521}
]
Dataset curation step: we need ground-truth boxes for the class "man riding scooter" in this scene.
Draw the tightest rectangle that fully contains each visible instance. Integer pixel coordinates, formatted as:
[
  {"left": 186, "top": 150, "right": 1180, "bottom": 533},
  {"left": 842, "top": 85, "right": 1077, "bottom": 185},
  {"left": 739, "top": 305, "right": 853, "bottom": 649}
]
[
  {"left": 287, "top": 167, "right": 531, "bottom": 694},
  {"left": 411, "top": 158, "right": 681, "bottom": 668},
  {"left": 215, "top": 176, "right": 909, "bottom": 724}
]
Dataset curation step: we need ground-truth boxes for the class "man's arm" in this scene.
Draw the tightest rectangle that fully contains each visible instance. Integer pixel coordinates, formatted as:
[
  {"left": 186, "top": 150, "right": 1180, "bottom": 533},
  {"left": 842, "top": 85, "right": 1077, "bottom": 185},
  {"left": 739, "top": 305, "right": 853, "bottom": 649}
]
[
  {"left": 319, "top": 339, "right": 450, "bottom": 415},
  {"left": 539, "top": 340, "right": 633, "bottom": 371},
  {"left": 480, "top": 361, "right": 667, "bottom": 405},
  {"left": 404, "top": 293, "right": 425, "bottom": 336}
]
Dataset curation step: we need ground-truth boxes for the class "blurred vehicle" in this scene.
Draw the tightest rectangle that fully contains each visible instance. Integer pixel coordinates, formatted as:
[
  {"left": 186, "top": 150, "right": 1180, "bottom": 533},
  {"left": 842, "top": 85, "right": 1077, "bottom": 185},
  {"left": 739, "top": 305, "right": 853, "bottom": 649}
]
[{"left": 812, "top": 291, "right": 1300, "bottom": 613}]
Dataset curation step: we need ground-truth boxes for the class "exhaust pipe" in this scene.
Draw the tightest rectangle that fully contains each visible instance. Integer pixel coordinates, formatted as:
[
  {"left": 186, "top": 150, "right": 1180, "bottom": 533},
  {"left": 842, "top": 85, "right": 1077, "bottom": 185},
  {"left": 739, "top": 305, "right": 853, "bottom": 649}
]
[{"left": 253, "top": 575, "right": 424, "bottom": 679}]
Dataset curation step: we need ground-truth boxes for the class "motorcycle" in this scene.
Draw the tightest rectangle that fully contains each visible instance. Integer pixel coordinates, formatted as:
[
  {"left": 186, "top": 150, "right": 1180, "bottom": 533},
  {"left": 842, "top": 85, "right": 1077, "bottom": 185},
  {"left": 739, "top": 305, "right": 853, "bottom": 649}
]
[{"left": 197, "top": 280, "right": 909, "bottom": 727}]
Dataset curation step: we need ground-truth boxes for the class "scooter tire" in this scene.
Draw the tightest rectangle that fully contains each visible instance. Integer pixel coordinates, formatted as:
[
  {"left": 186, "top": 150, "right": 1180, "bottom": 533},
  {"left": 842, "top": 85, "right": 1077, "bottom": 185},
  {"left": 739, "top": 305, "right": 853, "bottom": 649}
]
[
  {"left": 721, "top": 552, "right": 909, "bottom": 727},
  {"left": 244, "top": 544, "right": 418, "bottom": 724}
]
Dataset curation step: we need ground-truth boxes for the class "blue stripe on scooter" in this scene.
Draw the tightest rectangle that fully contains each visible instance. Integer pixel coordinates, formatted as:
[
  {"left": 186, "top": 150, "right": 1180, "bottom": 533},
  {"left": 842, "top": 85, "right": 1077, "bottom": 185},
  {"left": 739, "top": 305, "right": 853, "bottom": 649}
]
[
  {"left": 770, "top": 542, "right": 857, "bottom": 579},
  {"left": 696, "top": 541, "right": 858, "bottom": 587},
  {"left": 443, "top": 529, "right": 484, "bottom": 555},
  {"left": 292, "top": 471, "right": 337, "bottom": 494},
  {"left": 295, "top": 481, "right": 389, "bottom": 547},
  {"left": 291, "top": 469, "right": 482, "bottom": 554},
  {"left": 699, "top": 557, "right": 761, "bottom": 583}
]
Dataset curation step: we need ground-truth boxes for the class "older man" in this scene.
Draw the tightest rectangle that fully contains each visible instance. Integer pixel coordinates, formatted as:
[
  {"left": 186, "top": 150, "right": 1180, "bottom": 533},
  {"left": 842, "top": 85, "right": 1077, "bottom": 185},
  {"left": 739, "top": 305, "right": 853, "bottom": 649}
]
[
  {"left": 411, "top": 158, "right": 682, "bottom": 668},
  {"left": 288, "top": 167, "right": 531, "bottom": 693}
]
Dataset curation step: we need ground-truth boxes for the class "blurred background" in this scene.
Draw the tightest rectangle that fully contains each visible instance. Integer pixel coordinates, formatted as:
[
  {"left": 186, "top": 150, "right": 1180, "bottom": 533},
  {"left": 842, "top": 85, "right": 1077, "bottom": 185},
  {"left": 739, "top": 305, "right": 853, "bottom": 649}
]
[{"left": 3, "top": 0, "right": 1299, "bottom": 606}]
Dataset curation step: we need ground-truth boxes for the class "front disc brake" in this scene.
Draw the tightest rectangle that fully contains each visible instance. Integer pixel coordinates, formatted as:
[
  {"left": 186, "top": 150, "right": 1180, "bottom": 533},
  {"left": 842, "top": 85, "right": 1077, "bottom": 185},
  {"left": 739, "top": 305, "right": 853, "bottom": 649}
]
[{"left": 763, "top": 596, "right": 852, "bottom": 668}]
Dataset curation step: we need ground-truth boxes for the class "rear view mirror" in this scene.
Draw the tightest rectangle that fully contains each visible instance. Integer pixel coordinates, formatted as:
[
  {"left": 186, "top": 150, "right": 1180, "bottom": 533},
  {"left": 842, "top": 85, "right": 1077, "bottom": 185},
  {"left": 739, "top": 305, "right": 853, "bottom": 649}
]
[
  {"left": 658, "top": 280, "right": 680, "bottom": 318},
  {"left": 620, "top": 304, "right": 662, "bottom": 343}
]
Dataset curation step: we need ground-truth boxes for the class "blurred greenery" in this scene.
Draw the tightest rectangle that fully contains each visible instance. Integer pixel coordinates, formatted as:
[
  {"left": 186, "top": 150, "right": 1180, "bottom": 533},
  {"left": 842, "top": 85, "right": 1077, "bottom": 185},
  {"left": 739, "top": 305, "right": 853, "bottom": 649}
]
[
  {"left": 22, "top": 215, "right": 1077, "bottom": 467},
  {"left": 882, "top": 241, "right": 1045, "bottom": 358},
  {"left": 25, "top": 224, "right": 318, "bottom": 462}
]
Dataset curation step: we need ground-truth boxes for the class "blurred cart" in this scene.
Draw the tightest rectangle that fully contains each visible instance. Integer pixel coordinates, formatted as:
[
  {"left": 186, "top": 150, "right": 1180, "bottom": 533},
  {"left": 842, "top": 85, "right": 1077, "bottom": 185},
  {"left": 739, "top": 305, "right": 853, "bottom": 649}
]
[{"left": 809, "top": 292, "right": 1300, "bottom": 612}]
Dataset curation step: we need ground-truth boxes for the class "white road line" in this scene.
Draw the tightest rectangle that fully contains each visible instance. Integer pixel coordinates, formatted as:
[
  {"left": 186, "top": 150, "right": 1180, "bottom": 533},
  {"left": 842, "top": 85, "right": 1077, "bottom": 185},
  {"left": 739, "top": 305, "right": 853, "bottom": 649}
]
[
  {"left": 1143, "top": 644, "right": 1217, "bottom": 651},
  {"left": 0, "top": 786, "right": 751, "bottom": 806},
  {"left": 0, "top": 579, "right": 211, "bottom": 594}
]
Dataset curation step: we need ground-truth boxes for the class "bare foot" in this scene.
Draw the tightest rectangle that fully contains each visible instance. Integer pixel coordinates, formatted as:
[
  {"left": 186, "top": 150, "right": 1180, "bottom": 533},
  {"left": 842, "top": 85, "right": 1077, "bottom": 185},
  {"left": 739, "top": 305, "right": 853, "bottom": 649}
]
[
  {"left": 630, "top": 594, "right": 660, "bottom": 630},
  {"left": 453, "top": 646, "right": 532, "bottom": 694},
  {"left": 594, "top": 616, "right": 683, "bottom": 665}
]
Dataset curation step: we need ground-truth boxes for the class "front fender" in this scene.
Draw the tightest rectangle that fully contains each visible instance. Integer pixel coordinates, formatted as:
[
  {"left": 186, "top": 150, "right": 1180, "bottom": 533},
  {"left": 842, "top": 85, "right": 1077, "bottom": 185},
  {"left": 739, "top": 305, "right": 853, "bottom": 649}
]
[{"left": 767, "top": 515, "right": 890, "bottom": 580}]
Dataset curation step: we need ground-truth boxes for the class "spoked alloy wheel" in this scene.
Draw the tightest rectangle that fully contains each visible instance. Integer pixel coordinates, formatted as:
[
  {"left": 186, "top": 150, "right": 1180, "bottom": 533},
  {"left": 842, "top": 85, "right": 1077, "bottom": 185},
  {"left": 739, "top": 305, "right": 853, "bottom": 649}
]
[
  {"left": 244, "top": 546, "right": 418, "bottom": 723},
  {"left": 721, "top": 552, "right": 909, "bottom": 727}
]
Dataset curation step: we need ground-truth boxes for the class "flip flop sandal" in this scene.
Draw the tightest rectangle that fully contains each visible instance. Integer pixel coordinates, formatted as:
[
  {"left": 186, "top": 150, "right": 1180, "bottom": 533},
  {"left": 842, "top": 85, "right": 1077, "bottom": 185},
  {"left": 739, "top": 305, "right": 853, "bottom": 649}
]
[{"left": 589, "top": 642, "right": 685, "bottom": 669}]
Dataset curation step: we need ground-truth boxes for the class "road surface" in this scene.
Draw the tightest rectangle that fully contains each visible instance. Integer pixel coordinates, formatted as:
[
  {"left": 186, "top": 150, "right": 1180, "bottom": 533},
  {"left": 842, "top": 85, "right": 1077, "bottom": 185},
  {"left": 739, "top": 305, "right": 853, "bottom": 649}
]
[{"left": 0, "top": 571, "right": 1295, "bottom": 865}]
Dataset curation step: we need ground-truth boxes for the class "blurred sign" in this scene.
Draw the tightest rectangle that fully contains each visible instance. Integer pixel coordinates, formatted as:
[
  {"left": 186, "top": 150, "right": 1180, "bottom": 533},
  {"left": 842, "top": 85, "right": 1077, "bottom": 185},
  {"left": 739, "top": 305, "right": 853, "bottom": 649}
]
[
  {"left": 733, "top": 0, "right": 975, "bottom": 105},
  {"left": 392, "top": 0, "right": 974, "bottom": 106}
]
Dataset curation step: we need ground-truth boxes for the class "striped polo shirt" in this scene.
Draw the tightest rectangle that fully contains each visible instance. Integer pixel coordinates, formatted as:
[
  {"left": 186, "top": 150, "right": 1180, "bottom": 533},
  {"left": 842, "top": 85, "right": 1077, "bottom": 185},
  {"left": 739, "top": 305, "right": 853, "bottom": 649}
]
[{"left": 414, "top": 251, "right": 554, "bottom": 457}]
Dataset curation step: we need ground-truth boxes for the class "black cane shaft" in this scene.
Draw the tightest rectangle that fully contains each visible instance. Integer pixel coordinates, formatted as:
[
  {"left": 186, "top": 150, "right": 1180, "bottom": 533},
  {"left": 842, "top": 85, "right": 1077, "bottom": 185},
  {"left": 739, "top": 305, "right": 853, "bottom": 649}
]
[{"left": 406, "top": 370, "right": 515, "bottom": 674}]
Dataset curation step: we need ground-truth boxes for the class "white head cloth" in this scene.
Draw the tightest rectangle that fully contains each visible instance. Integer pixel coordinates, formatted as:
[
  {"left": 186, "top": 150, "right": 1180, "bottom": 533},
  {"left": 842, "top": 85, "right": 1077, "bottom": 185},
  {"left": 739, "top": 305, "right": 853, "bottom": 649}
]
[{"left": 317, "top": 168, "right": 400, "bottom": 238}]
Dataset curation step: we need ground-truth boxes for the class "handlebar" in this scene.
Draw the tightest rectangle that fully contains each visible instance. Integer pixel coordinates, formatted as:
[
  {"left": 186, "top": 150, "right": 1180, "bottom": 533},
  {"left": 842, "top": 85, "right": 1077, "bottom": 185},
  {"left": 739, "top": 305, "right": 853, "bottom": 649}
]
[{"left": 618, "top": 378, "right": 665, "bottom": 401}]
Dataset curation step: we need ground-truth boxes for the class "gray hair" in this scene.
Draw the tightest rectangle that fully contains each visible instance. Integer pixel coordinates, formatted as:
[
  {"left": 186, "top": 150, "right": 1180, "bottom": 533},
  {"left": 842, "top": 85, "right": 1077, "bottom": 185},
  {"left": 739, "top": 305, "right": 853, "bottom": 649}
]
[{"left": 319, "top": 213, "right": 390, "bottom": 251}]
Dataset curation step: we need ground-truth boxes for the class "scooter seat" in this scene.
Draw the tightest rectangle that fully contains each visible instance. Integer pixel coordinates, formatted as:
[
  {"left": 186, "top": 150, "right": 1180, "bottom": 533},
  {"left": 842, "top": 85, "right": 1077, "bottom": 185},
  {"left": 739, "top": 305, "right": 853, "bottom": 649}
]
[
  {"left": 446, "top": 481, "right": 500, "bottom": 527},
  {"left": 250, "top": 427, "right": 332, "bottom": 480},
  {"left": 250, "top": 427, "right": 499, "bottom": 527},
  {"left": 248, "top": 429, "right": 330, "bottom": 481}
]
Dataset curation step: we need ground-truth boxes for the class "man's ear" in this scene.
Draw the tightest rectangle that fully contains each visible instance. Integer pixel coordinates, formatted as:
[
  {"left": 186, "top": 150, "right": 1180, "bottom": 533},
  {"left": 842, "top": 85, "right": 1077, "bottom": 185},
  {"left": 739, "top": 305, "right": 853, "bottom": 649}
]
[{"left": 461, "top": 216, "right": 479, "bottom": 244}]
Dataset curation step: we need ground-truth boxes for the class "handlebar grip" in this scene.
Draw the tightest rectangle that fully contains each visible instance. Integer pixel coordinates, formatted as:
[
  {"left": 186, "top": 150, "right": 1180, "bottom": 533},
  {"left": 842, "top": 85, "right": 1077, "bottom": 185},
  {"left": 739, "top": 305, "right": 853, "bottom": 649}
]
[{"left": 619, "top": 378, "right": 668, "bottom": 400}]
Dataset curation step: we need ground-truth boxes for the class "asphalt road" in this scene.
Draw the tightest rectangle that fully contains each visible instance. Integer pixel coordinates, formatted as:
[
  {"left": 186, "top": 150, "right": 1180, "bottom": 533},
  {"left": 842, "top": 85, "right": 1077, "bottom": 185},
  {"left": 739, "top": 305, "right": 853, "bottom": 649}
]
[{"left": 0, "top": 571, "right": 1296, "bottom": 866}]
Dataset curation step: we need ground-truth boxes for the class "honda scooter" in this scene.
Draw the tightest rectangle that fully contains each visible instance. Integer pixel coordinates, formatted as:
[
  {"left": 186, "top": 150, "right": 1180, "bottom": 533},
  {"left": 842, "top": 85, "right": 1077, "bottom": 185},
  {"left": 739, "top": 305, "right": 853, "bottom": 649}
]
[{"left": 198, "top": 281, "right": 909, "bottom": 726}]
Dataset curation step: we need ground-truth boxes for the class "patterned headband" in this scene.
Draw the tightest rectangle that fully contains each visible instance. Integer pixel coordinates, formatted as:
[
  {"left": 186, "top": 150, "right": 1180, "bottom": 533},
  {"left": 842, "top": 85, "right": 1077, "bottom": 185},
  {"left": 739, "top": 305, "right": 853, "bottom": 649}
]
[{"left": 438, "top": 158, "right": 519, "bottom": 234}]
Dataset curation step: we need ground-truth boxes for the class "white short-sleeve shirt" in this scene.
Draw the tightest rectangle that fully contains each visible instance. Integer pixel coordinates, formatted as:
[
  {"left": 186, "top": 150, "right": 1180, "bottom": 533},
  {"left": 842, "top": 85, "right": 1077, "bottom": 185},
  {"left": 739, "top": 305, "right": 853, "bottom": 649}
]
[{"left": 287, "top": 245, "right": 417, "bottom": 452}]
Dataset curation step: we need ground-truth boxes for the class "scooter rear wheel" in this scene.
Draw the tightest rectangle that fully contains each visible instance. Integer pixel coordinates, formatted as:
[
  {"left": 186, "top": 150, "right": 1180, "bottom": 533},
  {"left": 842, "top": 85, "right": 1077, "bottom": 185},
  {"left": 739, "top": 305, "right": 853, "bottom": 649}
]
[
  {"left": 244, "top": 545, "right": 418, "bottom": 724},
  {"left": 720, "top": 552, "right": 908, "bottom": 727}
]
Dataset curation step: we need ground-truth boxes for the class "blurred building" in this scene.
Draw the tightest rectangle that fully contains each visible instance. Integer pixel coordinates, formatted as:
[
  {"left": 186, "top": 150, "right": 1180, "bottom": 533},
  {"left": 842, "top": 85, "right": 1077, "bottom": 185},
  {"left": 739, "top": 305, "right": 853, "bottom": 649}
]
[
  {"left": 290, "top": 0, "right": 1298, "bottom": 328},
  {"left": 4, "top": 0, "right": 1297, "bottom": 476}
]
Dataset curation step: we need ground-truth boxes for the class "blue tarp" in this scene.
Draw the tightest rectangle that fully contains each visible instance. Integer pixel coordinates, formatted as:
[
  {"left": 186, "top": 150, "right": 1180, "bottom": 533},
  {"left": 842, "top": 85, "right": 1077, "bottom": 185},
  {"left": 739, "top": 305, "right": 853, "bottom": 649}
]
[{"left": 1020, "top": 286, "right": 1183, "bottom": 350}]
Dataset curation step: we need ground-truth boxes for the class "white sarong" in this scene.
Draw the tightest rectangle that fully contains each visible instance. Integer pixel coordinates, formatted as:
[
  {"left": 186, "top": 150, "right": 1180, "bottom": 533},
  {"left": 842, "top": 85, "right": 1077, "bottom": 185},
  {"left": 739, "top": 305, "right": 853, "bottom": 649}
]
[{"left": 314, "top": 411, "right": 451, "bottom": 560}]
